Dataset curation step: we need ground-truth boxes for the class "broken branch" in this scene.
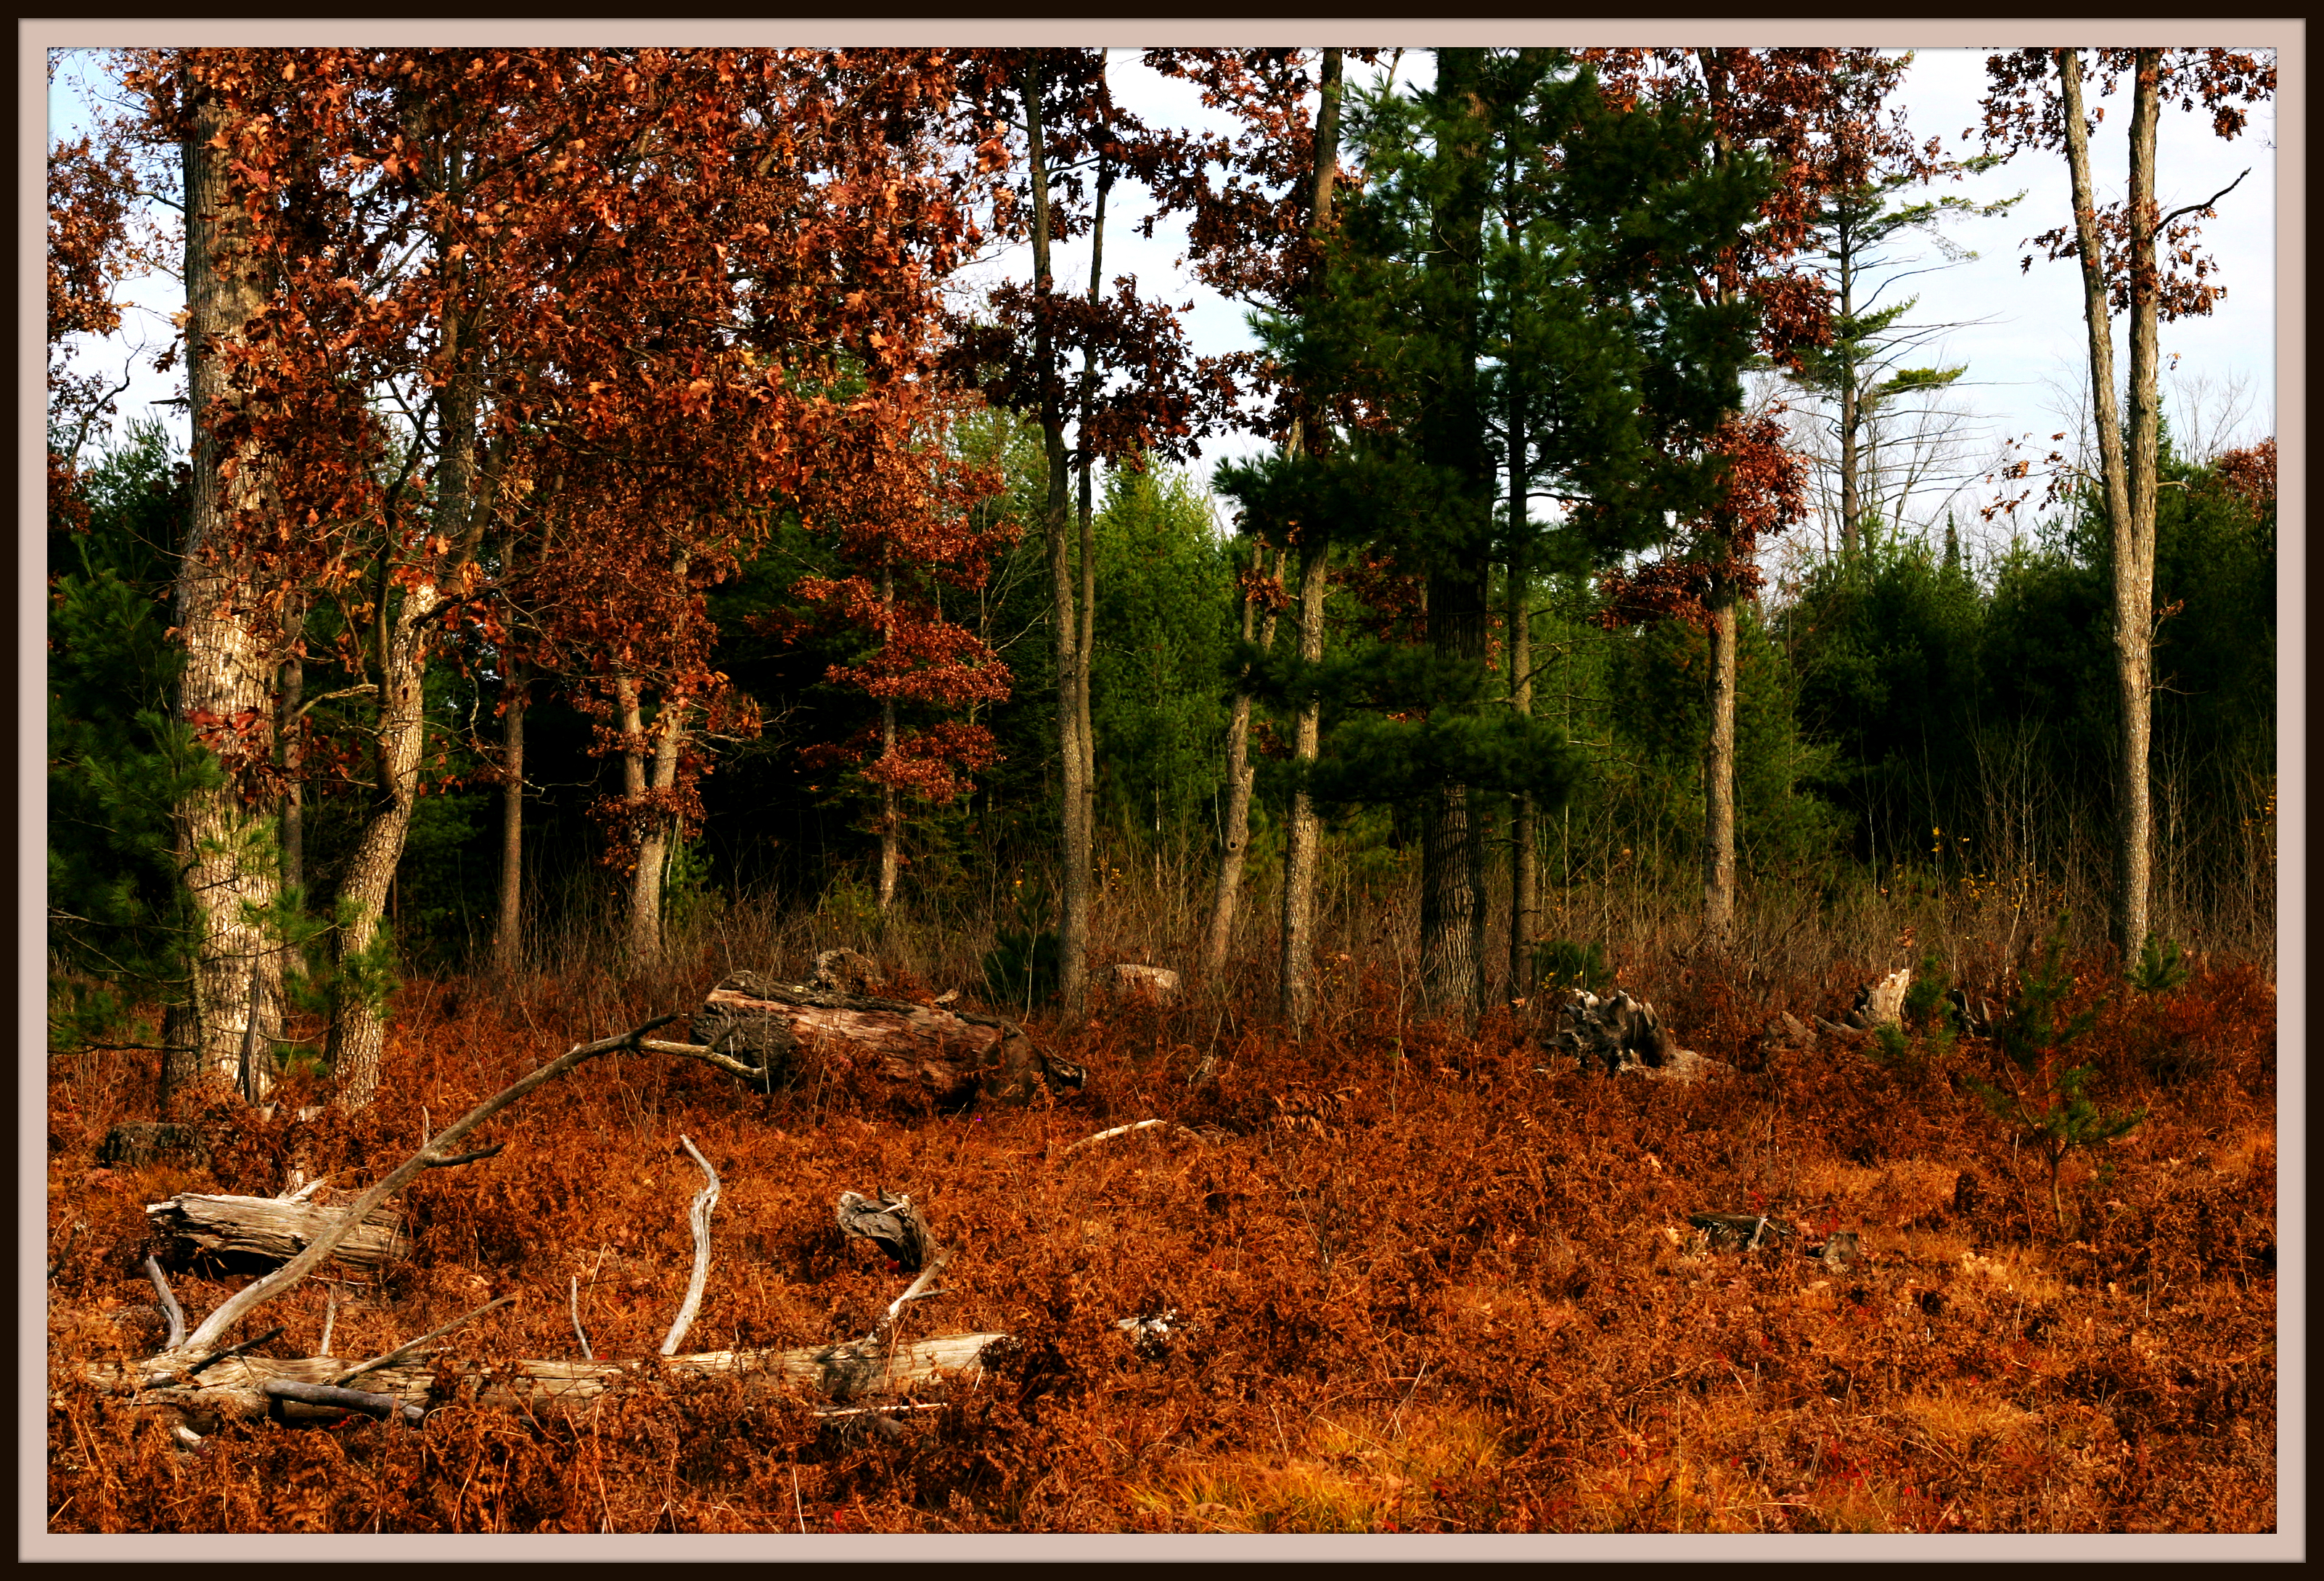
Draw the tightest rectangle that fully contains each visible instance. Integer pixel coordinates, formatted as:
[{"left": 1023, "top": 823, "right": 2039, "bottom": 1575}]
[
  {"left": 144, "top": 1255, "right": 186, "bottom": 1351},
  {"left": 330, "top": 1293, "right": 520, "bottom": 1387},
  {"left": 1056, "top": 1118, "right": 1201, "bottom": 1158},
  {"left": 261, "top": 1378, "right": 425, "bottom": 1426},
  {"left": 571, "top": 1275, "right": 593, "bottom": 1362},
  {"left": 184, "top": 1325, "right": 286, "bottom": 1381},
  {"left": 422, "top": 1141, "right": 507, "bottom": 1169},
  {"left": 658, "top": 1136, "right": 721, "bottom": 1357},
  {"left": 175, "top": 1012, "right": 679, "bottom": 1358}
]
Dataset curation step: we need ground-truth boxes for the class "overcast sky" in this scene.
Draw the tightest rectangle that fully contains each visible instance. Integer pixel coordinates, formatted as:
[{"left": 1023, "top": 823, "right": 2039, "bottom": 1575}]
[{"left": 46, "top": 44, "right": 2279, "bottom": 557}]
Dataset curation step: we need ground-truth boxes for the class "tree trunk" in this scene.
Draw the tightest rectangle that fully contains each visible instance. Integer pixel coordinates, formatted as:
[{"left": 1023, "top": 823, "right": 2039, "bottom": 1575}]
[
  {"left": 616, "top": 675, "right": 687, "bottom": 969},
  {"left": 1836, "top": 217, "right": 1861, "bottom": 557},
  {"left": 1022, "top": 57, "right": 1091, "bottom": 1017},
  {"left": 1277, "top": 49, "right": 1343, "bottom": 1035},
  {"left": 2056, "top": 49, "right": 2145, "bottom": 964},
  {"left": 168, "top": 59, "right": 282, "bottom": 1106},
  {"left": 1416, "top": 47, "right": 1492, "bottom": 1013},
  {"left": 1279, "top": 533, "right": 1328, "bottom": 1033},
  {"left": 1075, "top": 154, "right": 1111, "bottom": 919},
  {"left": 2118, "top": 49, "right": 2162, "bottom": 963},
  {"left": 1703, "top": 573, "right": 1738, "bottom": 943},
  {"left": 491, "top": 657, "right": 525, "bottom": 977},
  {"left": 1506, "top": 490, "right": 1536, "bottom": 999},
  {"left": 278, "top": 599, "right": 303, "bottom": 897},
  {"left": 1202, "top": 543, "right": 1277, "bottom": 983},
  {"left": 877, "top": 557, "right": 899, "bottom": 914}
]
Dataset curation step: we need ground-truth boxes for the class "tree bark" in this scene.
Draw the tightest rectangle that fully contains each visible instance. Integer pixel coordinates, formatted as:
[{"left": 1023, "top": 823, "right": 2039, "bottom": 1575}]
[
  {"left": 1075, "top": 152, "right": 1111, "bottom": 903},
  {"left": 278, "top": 597, "right": 303, "bottom": 897},
  {"left": 1506, "top": 475, "right": 1537, "bottom": 998},
  {"left": 877, "top": 556, "right": 900, "bottom": 914},
  {"left": 1022, "top": 56, "right": 1091, "bottom": 1017},
  {"left": 2118, "top": 48, "right": 2162, "bottom": 962},
  {"left": 1836, "top": 208, "right": 1862, "bottom": 557},
  {"left": 169, "top": 58, "right": 282, "bottom": 1106},
  {"left": 1703, "top": 573, "right": 1738, "bottom": 943},
  {"left": 1277, "top": 48, "right": 1343, "bottom": 1036},
  {"left": 2055, "top": 49, "right": 2146, "bottom": 964},
  {"left": 617, "top": 674, "right": 687, "bottom": 969},
  {"left": 1417, "top": 47, "right": 1492, "bottom": 1013},
  {"left": 1203, "top": 544, "right": 1277, "bottom": 984},
  {"left": 491, "top": 656, "right": 525, "bottom": 977}
]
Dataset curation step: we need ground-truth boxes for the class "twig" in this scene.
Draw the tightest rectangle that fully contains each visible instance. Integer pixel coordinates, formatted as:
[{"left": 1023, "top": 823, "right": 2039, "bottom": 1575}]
[
  {"left": 814, "top": 1401, "right": 946, "bottom": 1420},
  {"left": 144, "top": 1255, "right": 187, "bottom": 1352},
  {"left": 330, "top": 1293, "right": 519, "bottom": 1386},
  {"left": 184, "top": 1325, "right": 286, "bottom": 1381},
  {"left": 320, "top": 1287, "right": 337, "bottom": 1358},
  {"left": 261, "top": 1377, "right": 425, "bottom": 1426},
  {"left": 792, "top": 1466, "right": 806, "bottom": 1534},
  {"left": 867, "top": 1247, "right": 952, "bottom": 1348},
  {"left": 659, "top": 1135, "right": 721, "bottom": 1357},
  {"left": 1055, "top": 1117, "right": 1203, "bottom": 1159},
  {"left": 279, "top": 1174, "right": 330, "bottom": 1204},
  {"left": 2159, "top": 167, "right": 2251, "bottom": 232},
  {"left": 176, "top": 1012, "right": 679, "bottom": 1357},
  {"left": 422, "top": 1141, "right": 507, "bottom": 1169},
  {"left": 570, "top": 1275, "right": 594, "bottom": 1362},
  {"left": 637, "top": 1037, "right": 766, "bottom": 1083}
]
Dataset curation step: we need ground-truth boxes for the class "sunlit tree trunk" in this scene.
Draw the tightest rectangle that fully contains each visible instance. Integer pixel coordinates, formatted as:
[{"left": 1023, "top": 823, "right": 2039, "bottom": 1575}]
[
  {"left": 2056, "top": 49, "right": 2148, "bottom": 964},
  {"left": 491, "top": 654, "right": 526, "bottom": 977},
  {"left": 1022, "top": 55, "right": 1092, "bottom": 1016},
  {"left": 1203, "top": 543, "right": 1277, "bottom": 984},
  {"left": 2118, "top": 48, "right": 2162, "bottom": 961},
  {"left": 1703, "top": 573, "right": 1738, "bottom": 942},
  {"left": 167, "top": 57, "right": 282, "bottom": 1107},
  {"left": 1075, "top": 152, "right": 1111, "bottom": 927}
]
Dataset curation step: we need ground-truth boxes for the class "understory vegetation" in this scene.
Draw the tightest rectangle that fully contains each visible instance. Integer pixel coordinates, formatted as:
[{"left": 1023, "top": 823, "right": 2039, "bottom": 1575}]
[{"left": 46, "top": 876, "right": 2275, "bottom": 1534}]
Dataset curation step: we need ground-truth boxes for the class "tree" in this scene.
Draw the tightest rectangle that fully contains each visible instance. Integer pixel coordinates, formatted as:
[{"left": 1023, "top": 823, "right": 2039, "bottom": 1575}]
[
  {"left": 948, "top": 47, "right": 1225, "bottom": 1016},
  {"left": 1979, "top": 46, "right": 2275, "bottom": 965}
]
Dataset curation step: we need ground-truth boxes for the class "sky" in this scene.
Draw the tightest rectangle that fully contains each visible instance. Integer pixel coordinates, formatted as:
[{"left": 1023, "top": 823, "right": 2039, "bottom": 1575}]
[{"left": 46, "top": 44, "right": 2280, "bottom": 561}]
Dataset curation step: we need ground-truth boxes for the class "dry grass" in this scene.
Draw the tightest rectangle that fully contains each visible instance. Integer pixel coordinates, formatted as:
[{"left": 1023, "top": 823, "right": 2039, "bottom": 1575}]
[{"left": 43, "top": 870, "right": 2277, "bottom": 1535}]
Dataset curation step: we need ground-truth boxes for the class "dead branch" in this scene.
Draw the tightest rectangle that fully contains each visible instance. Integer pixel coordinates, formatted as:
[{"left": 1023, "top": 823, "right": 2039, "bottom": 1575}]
[
  {"left": 261, "top": 1378, "right": 425, "bottom": 1426},
  {"left": 168, "top": 1012, "right": 679, "bottom": 1361},
  {"left": 147, "top": 1192, "right": 410, "bottom": 1273},
  {"left": 570, "top": 1275, "right": 593, "bottom": 1361},
  {"left": 868, "top": 1247, "right": 953, "bottom": 1349},
  {"left": 330, "top": 1293, "right": 520, "bottom": 1387},
  {"left": 659, "top": 1136, "right": 721, "bottom": 1357},
  {"left": 144, "top": 1255, "right": 186, "bottom": 1351},
  {"left": 183, "top": 1325, "right": 285, "bottom": 1381},
  {"left": 1056, "top": 1118, "right": 1204, "bottom": 1158},
  {"left": 422, "top": 1141, "right": 507, "bottom": 1169}
]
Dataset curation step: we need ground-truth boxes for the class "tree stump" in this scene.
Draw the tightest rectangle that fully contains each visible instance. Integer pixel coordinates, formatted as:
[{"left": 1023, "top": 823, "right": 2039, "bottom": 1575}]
[{"left": 1545, "top": 991, "right": 1730, "bottom": 1082}]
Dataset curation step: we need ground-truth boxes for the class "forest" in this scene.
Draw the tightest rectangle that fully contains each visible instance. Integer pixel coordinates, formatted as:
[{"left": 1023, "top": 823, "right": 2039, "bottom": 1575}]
[{"left": 46, "top": 46, "right": 2277, "bottom": 1539}]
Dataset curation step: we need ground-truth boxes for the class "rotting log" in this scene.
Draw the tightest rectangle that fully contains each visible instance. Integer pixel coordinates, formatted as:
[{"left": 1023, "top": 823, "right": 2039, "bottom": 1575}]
[
  {"left": 684, "top": 971, "right": 1085, "bottom": 1108},
  {"left": 81, "top": 1332, "right": 1012, "bottom": 1428},
  {"left": 147, "top": 1193, "right": 410, "bottom": 1273}
]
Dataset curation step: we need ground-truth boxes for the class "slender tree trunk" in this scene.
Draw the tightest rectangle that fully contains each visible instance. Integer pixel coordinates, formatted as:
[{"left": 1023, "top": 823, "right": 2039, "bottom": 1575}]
[
  {"left": 1837, "top": 224, "right": 1861, "bottom": 557},
  {"left": 2056, "top": 49, "right": 2145, "bottom": 963},
  {"left": 1076, "top": 154, "right": 1111, "bottom": 909},
  {"left": 491, "top": 656, "right": 526, "bottom": 977},
  {"left": 1277, "top": 47, "right": 1343, "bottom": 1035},
  {"left": 168, "top": 58, "right": 282, "bottom": 1106},
  {"left": 279, "top": 596, "right": 304, "bottom": 898},
  {"left": 614, "top": 674, "right": 687, "bottom": 968},
  {"left": 1506, "top": 458, "right": 1536, "bottom": 999},
  {"left": 1703, "top": 573, "right": 1738, "bottom": 942},
  {"left": 1021, "top": 57, "right": 1090, "bottom": 1016},
  {"left": 2118, "top": 49, "right": 2162, "bottom": 961},
  {"left": 1203, "top": 543, "right": 1277, "bottom": 983},
  {"left": 877, "top": 557, "right": 900, "bottom": 913}
]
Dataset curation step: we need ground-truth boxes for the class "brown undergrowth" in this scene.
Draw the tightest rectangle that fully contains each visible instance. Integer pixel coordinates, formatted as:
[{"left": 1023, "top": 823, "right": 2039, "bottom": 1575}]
[{"left": 46, "top": 940, "right": 2276, "bottom": 1534}]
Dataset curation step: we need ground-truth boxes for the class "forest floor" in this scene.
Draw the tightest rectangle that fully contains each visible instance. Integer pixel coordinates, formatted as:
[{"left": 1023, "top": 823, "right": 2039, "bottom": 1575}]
[{"left": 44, "top": 939, "right": 2277, "bottom": 1535}]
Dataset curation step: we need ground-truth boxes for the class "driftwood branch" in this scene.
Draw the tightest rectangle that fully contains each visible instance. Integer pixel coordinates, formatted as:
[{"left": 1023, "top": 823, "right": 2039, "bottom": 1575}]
[
  {"left": 637, "top": 1037, "right": 766, "bottom": 1083},
  {"left": 330, "top": 1294, "right": 520, "bottom": 1387},
  {"left": 173, "top": 1012, "right": 679, "bottom": 1359},
  {"left": 659, "top": 1136, "right": 721, "bottom": 1357},
  {"left": 144, "top": 1255, "right": 187, "bottom": 1351},
  {"left": 571, "top": 1276, "right": 594, "bottom": 1362}
]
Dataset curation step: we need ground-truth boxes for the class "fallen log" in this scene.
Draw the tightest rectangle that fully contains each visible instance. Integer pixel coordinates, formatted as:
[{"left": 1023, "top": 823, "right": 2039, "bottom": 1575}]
[
  {"left": 686, "top": 970, "right": 1084, "bottom": 1108},
  {"left": 147, "top": 1192, "right": 410, "bottom": 1273}
]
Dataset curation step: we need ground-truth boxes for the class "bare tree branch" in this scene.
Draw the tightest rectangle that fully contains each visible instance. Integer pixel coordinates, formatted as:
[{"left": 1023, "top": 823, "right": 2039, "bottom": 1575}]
[{"left": 659, "top": 1135, "right": 721, "bottom": 1357}]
